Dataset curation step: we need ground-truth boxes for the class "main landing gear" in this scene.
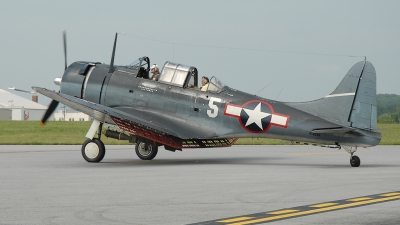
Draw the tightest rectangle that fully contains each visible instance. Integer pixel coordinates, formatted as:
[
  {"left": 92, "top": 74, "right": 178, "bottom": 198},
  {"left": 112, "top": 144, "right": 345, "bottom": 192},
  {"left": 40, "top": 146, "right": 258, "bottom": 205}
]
[
  {"left": 135, "top": 141, "right": 158, "bottom": 160},
  {"left": 82, "top": 138, "right": 105, "bottom": 162},
  {"left": 81, "top": 120, "right": 160, "bottom": 162},
  {"left": 82, "top": 120, "right": 106, "bottom": 163},
  {"left": 342, "top": 145, "right": 361, "bottom": 167},
  {"left": 350, "top": 155, "right": 361, "bottom": 167}
]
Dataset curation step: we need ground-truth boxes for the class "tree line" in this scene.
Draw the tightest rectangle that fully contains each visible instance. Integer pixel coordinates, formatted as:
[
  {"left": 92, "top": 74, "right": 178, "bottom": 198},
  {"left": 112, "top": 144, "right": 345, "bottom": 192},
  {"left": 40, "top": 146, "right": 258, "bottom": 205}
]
[{"left": 377, "top": 94, "right": 400, "bottom": 123}]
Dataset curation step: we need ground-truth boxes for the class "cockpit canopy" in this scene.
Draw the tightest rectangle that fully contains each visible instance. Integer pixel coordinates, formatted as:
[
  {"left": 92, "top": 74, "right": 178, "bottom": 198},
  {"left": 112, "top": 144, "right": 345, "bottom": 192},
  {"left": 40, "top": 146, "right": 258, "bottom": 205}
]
[
  {"left": 159, "top": 62, "right": 198, "bottom": 88},
  {"left": 127, "top": 58, "right": 227, "bottom": 92}
]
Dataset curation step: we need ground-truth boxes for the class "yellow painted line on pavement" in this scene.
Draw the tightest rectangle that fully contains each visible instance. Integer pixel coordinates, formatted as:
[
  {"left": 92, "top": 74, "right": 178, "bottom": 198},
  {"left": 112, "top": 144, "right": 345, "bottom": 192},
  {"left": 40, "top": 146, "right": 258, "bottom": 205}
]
[
  {"left": 310, "top": 202, "right": 338, "bottom": 208},
  {"left": 380, "top": 192, "right": 400, "bottom": 197},
  {"left": 347, "top": 197, "right": 372, "bottom": 202},
  {"left": 227, "top": 195, "right": 400, "bottom": 225},
  {"left": 217, "top": 217, "right": 254, "bottom": 223},
  {"left": 267, "top": 209, "right": 298, "bottom": 215}
]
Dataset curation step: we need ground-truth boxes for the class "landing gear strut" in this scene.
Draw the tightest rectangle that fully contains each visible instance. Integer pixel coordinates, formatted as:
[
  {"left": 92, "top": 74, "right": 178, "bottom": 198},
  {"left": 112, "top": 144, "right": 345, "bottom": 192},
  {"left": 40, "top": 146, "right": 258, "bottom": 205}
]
[
  {"left": 82, "top": 120, "right": 105, "bottom": 163},
  {"left": 135, "top": 140, "right": 158, "bottom": 160},
  {"left": 342, "top": 145, "right": 360, "bottom": 167}
]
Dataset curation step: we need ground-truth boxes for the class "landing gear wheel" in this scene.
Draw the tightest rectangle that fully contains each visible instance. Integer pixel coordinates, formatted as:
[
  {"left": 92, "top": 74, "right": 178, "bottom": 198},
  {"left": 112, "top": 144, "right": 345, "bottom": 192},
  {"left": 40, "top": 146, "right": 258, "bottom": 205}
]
[
  {"left": 135, "top": 141, "right": 158, "bottom": 160},
  {"left": 82, "top": 138, "right": 105, "bottom": 163},
  {"left": 350, "top": 155, "right": 361, "bottom": 167}
]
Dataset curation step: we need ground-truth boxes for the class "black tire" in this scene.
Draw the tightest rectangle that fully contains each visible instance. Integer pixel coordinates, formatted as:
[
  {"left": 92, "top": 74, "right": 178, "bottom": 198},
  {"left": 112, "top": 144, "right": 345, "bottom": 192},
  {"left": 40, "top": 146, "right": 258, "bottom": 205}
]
[
  {"left": 81, "top": 138, "right": 106, "bottom": 163},
  {"left": 135, "top": 141, "right": 158, "bottom": 160},
  {"left": 350, "top": 155, "right": 361, "bottom": 167}
]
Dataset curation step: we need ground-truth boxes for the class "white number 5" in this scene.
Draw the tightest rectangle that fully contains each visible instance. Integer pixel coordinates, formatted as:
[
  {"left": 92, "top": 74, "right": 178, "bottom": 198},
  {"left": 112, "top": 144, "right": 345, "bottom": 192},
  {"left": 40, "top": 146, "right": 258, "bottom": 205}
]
[{"left": 207, "top": 97, "right": 222, "bottom": 118}]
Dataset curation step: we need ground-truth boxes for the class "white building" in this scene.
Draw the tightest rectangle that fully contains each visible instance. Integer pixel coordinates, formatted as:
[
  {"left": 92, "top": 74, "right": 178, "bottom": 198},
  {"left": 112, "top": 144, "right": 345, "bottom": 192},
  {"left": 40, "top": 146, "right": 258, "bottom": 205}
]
[
  {"left": 0, "top": 108, "right": 12, "bottom": 120},
  {"left": 0, "top": 89, "right": 51, "bottom": 121},
  {"left": 54, "top": 109, "right": 91, "bottom": 121}
]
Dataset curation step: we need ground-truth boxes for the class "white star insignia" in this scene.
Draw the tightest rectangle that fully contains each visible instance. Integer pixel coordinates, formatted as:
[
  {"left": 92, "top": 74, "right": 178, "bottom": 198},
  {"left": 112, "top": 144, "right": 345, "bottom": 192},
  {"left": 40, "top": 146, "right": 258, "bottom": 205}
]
[
  {"left": 242, "top": 103, "right": 271, "bottom": 129},
  {"left": 224, "top": 101, "right": 290, "bottom": 132}
]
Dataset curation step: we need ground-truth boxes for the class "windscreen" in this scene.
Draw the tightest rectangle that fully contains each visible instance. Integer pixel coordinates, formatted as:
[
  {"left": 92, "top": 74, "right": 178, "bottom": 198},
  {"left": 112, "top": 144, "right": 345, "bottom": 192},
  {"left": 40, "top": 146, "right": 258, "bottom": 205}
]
[
  {"left": 127, "top": 57, "right": 148, "bottom": 69},
  {"left": 207, "top": 76, "right": 226, "bottom": 92},
  {"left": 127, "top": 58, "right": 141, "bottom": 69}
]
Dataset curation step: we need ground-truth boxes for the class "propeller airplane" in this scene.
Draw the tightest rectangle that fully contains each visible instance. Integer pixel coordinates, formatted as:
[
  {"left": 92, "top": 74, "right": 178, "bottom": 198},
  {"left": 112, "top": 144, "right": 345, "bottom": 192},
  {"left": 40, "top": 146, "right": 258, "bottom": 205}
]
[{"left": 33, "top": 31, "right": 381, "bottom": 167}]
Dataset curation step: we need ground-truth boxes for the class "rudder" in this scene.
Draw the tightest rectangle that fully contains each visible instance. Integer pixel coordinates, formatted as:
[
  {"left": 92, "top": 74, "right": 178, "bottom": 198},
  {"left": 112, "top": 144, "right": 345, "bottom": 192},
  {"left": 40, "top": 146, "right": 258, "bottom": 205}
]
[{"left": 348, "top": 61, "right": 377, "bottom": 130}]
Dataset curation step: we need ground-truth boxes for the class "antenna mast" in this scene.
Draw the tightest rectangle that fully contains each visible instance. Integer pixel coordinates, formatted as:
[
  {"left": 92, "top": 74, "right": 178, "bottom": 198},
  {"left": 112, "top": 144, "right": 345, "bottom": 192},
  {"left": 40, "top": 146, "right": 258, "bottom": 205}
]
[{"left": 109, "top": 33, "right": 118, "bottom": 73}]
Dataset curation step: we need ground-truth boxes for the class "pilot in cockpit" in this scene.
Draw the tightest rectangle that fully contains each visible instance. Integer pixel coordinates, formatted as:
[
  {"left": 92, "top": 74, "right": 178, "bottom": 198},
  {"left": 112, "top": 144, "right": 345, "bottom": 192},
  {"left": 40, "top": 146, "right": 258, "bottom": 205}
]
[
  {"left": 150, "top": 64, "right": 160, "bottom": 81},
  {"left": 201, "top": 76, "right": 209, "bottom": 91}
]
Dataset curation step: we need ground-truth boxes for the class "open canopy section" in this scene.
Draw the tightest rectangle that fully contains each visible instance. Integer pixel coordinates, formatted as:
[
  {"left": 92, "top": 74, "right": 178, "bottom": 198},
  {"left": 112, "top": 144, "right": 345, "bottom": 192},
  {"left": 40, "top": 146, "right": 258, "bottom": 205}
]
[
  {"left": 158, "top": 62, "right": 198, "bottom": 88},
  {"left": 158, "top": 61, "right": 227, "bottom": 92}
]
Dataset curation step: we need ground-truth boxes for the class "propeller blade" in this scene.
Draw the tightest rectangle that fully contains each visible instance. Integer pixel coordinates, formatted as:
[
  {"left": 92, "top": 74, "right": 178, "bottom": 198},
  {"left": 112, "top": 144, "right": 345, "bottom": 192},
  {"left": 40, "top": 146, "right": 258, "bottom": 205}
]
[
  {"left": 63, "top": 30, "right": 67, "bottom": 71},
  {"left": 40, "top": 100, "right": 59, "bottom": 126}
]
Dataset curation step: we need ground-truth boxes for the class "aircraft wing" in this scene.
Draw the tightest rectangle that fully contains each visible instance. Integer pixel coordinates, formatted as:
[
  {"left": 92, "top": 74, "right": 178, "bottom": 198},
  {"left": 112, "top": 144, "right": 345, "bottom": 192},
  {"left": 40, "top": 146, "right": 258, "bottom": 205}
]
[
  {"left": 32, "top": 86, "right": 221, "bottom": 144},
  {"left": 32, "top": 87, "right": 180, "bottom": 138}
]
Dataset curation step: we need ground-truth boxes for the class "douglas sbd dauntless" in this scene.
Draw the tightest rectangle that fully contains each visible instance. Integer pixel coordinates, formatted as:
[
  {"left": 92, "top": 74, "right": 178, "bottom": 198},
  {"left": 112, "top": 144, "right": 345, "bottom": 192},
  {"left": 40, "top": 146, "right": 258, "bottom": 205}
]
[{"left": 34, "top": 32, "right": 381, "bottom": 167}]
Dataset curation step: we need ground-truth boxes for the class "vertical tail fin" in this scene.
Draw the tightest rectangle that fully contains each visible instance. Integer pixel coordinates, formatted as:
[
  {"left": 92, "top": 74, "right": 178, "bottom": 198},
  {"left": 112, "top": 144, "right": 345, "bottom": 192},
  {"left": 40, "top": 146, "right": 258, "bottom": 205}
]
[{"left": 286, "top": 61, "right": 377, "bottom": 131}]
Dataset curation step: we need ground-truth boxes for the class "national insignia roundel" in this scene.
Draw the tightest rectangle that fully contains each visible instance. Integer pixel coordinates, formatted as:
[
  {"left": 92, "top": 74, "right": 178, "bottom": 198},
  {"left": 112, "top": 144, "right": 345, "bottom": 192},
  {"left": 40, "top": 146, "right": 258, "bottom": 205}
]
[{"left": 224, "top": 100, "right": 290, "bottom": 133}]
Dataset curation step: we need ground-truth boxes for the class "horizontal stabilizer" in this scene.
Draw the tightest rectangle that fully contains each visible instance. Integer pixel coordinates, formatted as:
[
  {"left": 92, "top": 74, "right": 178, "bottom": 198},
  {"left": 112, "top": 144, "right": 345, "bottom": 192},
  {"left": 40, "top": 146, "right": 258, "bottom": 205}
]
[{"left": 311, "top": 127, "right": 360, "bottom": 135}]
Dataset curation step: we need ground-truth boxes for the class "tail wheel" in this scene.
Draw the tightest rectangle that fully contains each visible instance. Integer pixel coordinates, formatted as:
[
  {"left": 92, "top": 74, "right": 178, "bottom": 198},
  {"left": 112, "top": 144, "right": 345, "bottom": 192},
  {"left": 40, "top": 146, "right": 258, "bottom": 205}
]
[
  {"left": 135, "top": 141, "right": 158, "bottom": 160},
  {"left": 350, "top": 155, "right": 361, "bottom": 167},
  {"left": 82, "top": 138, "right": 105, "bottom": 163}
]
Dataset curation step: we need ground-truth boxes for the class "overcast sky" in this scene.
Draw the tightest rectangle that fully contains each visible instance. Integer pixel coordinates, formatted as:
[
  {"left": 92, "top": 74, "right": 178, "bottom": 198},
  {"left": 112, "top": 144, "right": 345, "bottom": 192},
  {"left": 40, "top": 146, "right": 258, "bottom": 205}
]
[{"left": 1, "top": 0, "right": 399, "bottom": 106}]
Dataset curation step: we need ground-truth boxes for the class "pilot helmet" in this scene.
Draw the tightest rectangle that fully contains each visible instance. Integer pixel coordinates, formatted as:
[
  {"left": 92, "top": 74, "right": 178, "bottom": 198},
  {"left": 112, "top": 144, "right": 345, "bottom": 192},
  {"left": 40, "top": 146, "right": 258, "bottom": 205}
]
[{"left": 150, "top": 64, "right": 159, "bottom": 72}]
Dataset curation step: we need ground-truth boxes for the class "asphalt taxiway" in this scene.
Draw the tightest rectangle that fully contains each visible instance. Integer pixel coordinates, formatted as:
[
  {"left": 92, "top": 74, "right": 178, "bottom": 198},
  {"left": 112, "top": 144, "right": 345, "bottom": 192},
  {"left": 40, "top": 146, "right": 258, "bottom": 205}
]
[{"left": 0, "top": 145, "right": 399, "bottom": 225}]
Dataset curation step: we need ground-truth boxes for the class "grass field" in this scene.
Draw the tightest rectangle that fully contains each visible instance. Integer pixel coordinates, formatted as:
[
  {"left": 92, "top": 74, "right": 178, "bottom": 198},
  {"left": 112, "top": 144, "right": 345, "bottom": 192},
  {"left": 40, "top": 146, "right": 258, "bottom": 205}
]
[{"left": 0, "top": 121, "right": 398, "bottom": 145}]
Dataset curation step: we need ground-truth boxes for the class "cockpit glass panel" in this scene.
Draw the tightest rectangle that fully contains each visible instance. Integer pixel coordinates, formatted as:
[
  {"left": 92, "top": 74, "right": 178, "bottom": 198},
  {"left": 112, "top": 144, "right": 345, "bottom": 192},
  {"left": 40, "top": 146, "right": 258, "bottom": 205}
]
[
  {"left": 208, "top": 76, "right": 226, "bottom": 92},
  {"left": 188, "top": 72, "right": 195, "bottom": 88},
  {"left": 127, "top": 57, "right": 148, "bottom": 69},
  {"left": 171, "top": 69, "right": 187, "bottom": 86},
  {"left": 141, "top": 58, "right": 149, "bottom": 68},
  {"left": 127, "top": 58, "right": 141, "bottom": 69},
  {"left": 159, "top": 67, "right": 175, "bottom": 83}
]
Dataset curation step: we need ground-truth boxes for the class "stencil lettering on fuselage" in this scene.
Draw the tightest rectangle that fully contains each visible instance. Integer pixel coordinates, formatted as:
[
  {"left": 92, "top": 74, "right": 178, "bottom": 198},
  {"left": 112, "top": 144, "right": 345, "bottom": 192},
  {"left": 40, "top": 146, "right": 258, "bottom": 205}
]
[{"left": 224, "top": 100, "right": 290, "bottom": 133}]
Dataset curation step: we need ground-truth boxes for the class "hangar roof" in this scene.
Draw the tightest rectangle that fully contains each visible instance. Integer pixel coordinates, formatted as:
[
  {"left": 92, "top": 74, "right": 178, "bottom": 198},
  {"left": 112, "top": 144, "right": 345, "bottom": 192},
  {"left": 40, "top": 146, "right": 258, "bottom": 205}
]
[{"left": 0, "top": 89, "right": 47, "bottom": 110}]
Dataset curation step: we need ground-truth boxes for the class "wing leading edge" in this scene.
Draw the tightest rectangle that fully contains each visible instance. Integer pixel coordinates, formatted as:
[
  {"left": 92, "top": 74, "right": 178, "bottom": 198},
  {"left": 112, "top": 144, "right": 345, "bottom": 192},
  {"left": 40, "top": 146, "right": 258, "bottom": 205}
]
[{"left": 33, "top": 87, "right": 179, "bottom": 136}]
